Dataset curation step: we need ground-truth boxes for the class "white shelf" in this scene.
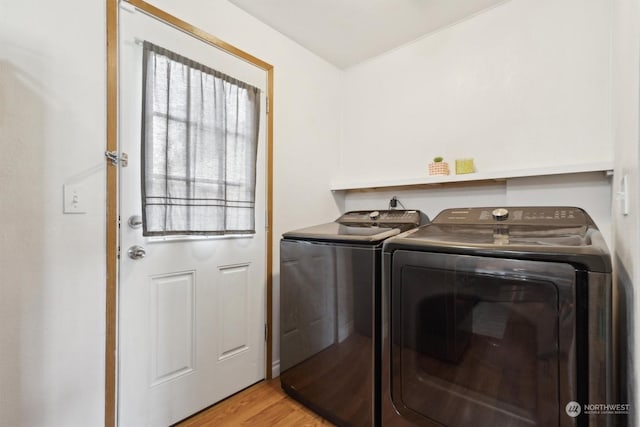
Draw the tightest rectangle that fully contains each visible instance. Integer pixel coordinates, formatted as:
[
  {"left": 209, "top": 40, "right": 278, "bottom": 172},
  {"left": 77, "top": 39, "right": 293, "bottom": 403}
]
[{"left": 330, "top": 162, "right": 614, "bottom": 191}]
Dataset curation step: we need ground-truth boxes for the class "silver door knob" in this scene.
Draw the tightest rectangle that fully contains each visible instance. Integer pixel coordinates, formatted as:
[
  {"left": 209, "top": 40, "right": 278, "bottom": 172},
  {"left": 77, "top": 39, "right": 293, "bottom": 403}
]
[
  {"left": 127, "top": 245, "right": 146, "bottom": 260},
  {"left": 128, "top": 215, "right": 143, "bottom": 229}
]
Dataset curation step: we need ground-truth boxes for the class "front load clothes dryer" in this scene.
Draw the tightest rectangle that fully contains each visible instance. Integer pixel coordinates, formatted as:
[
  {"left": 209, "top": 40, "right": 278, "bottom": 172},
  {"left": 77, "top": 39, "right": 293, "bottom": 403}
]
[
  {"left": 280, "top": 210, "right": 426, "bottom": 427},
  {"left": 380, "top": 207, "right": 613, "bottom": 427}
]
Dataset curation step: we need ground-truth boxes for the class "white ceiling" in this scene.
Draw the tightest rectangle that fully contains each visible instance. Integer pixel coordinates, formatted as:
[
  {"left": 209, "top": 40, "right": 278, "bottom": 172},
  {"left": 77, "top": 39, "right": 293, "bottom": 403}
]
[{"left": 228, "top": 0, "right": 509, "bottom": 69}]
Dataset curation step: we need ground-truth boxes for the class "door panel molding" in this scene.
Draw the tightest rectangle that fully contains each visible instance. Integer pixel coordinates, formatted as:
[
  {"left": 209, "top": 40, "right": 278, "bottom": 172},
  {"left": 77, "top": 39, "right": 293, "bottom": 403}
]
[
  {"left": 150, "top": 271, "right": 196, "bottom": 386},
  {"left": 217, "top": 263, "right": 251, "bottom": 360},
  {"left": 105, "top": 2, "right": 274, "bottom": 425}
]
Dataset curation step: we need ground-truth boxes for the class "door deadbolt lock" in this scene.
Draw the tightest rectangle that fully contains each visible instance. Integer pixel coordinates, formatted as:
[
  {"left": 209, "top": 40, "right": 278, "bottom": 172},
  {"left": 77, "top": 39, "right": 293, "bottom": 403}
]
[{"left": 127, "top": 245, "right": 146, "bottom": 260}]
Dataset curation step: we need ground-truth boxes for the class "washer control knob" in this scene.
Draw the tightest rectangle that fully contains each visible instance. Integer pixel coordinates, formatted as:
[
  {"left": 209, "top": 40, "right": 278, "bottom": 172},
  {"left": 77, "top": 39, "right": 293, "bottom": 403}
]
[
  {"left": 369, "top": 210, "right": 380, "bottom": 220},
  {"left": 492, "top": 208, "right": 509, "bottom": 221}
]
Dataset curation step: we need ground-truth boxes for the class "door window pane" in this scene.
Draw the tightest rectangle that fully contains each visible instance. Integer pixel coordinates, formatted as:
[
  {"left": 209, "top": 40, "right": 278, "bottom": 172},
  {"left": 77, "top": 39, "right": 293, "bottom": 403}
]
[{"left": 141, "top": 41, "right": 261, "bottom": 236}]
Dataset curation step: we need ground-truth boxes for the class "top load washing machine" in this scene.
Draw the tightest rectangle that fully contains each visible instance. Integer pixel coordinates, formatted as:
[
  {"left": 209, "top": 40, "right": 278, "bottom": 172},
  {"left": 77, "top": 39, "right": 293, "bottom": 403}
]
[
  {"left": 380, "top": 207, "right": 613, "bottom": 427},
  {"left": 280, "top": 210, "right": 427, "bottom": 427}
]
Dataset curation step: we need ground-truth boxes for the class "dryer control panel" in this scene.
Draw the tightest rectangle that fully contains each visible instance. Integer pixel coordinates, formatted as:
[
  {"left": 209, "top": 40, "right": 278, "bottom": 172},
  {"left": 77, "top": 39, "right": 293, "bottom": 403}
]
[{"left": 434, "top": 207, "right": 593, "bottom": 227}]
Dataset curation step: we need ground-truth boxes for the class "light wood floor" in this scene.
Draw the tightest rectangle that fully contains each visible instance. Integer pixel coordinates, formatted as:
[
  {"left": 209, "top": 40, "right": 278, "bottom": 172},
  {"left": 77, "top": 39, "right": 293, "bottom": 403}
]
[{"left": 175, "top": 379, "right": 335, "bottom": 427}]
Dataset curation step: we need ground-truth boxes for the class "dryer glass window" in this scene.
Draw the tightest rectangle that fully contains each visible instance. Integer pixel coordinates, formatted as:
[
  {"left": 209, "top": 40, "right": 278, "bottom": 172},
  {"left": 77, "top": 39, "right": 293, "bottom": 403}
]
[{"left": 390, "top": 252, "right": 576, "bottom": 427}]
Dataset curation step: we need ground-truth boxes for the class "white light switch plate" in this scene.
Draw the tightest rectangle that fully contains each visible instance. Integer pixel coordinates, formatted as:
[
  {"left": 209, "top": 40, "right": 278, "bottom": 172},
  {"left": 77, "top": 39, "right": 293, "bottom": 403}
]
[
  {"left": 63, "top": 183, "right": 86, "bottom": 214},
  {"left": 618, "top": 174, "right": 629, "bottom": 216}
]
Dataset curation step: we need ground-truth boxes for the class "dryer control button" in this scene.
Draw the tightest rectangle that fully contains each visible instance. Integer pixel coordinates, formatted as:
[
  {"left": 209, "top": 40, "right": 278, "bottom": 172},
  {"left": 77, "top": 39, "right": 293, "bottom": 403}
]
[{"left": 492, "top": 208, "right": 509, "bottom": 221}]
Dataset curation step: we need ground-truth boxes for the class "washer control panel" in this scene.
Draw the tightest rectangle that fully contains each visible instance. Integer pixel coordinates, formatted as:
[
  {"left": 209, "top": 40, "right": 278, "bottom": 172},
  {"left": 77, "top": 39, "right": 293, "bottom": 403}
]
[
  {"left": 338, "top": 210, "right": 423, "bottom": 229},
  {"left": 435, "top": 207, "right": 590, "bottom": 226}
]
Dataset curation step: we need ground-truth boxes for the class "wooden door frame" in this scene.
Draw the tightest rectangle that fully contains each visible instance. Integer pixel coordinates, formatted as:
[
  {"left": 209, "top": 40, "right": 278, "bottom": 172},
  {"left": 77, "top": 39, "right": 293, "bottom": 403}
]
[{"left": 105, "top": 1, "right": 274, "bottom": 425}]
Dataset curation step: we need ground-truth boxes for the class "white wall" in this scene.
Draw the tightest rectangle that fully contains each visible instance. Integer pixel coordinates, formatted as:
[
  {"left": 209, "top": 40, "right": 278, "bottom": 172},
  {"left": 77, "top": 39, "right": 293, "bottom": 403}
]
[
  {"left": 340, "top": 0, "right": 614, "bottom": 248},
  {"left": 339, "top": 0, "right": 612, "bottom": 184},
  {"left": 0, "top": 0, "right": 344, "bottom": 425},
  {"left": 0, "top": 0, "right": 106, "bottom": 425},
  {"left": 612, "top": 0, "right": 640, "bottom": 423}
]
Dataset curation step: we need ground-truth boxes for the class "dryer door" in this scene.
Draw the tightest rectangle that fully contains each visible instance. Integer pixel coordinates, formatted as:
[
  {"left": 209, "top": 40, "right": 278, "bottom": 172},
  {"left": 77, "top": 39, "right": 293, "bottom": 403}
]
[{"left": 389, "top": 251, "right": 577, "bottom": 427}]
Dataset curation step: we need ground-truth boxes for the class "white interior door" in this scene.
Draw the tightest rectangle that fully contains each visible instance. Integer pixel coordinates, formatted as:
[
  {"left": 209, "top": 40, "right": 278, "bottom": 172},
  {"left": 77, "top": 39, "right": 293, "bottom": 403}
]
[{"left": 117, "top": 7, "right": 267, "bottom": 426}]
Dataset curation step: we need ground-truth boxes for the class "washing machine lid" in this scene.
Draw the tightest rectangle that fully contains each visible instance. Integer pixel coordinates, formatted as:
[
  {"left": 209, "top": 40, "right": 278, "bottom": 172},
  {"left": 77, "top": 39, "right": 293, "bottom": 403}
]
[
  {"left": 282, "top": 210, "right": 424, "bottom": 244},
  {"left": 384, "top": 207, "right": 611, "bottom": 272}
]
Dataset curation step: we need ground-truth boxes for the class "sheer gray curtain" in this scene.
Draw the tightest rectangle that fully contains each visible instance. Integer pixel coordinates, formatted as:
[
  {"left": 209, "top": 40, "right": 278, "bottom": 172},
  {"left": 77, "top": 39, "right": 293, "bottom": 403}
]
[{"left": 141, "top": 41, "right": 261, "bottom": 236}]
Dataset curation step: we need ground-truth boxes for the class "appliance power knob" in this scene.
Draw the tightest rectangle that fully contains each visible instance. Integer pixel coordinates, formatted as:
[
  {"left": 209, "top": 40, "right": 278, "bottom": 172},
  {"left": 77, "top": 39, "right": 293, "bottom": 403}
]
[
  {"left": 369, "top": 210, "right": 380, "bottom": 220},
  {"left": 492, "top": 208, "right": 509, "bottom": 221}
]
